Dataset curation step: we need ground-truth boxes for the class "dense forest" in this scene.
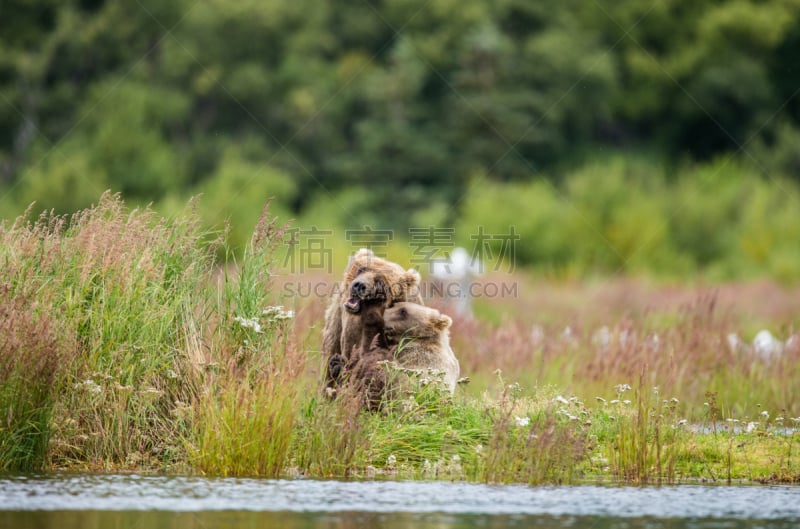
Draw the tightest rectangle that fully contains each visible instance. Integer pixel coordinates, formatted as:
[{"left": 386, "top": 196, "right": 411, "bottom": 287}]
[{"left": 1, "top": 0, "right": 800, "bottom": 277}]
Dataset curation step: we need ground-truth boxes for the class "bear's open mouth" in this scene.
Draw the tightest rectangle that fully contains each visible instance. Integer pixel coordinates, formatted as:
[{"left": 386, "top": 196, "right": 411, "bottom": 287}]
[
  {"left": 344, "top": 279, "right": 387, "bottom": 314},
  {"left": 344, "top": 281, "right": 366, "bottom": 313},
  {"left": 344, "top": 295, "right": 361, "bottom": 314}
]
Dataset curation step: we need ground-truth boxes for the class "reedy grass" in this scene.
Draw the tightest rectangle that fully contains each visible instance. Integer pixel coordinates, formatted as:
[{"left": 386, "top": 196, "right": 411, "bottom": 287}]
[
  {"left": 292, "top": 391, "right": 370, "bottom": 478},
  {"left": 0, "top": 194, "right": 797, "bottom": 484},
  {"left": 0, "top": 285, "right": 72, "bottom": 470},
  {"left": 596, "top": 376, "right": 686, "bottom": 484},
  {"left": 447, "top": 287, "right": 800, "bottom": 419},
  {"left": 186, "top": 202, "right": 303, "bottom": 477},
  {"left": 1, "top": 193, "right": 215, "bottom": 470}
]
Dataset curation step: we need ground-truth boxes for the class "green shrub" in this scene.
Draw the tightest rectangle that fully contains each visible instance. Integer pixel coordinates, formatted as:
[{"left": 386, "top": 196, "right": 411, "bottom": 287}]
[{"left": 456, "top": 155, "right": 800, "bottom": 280}]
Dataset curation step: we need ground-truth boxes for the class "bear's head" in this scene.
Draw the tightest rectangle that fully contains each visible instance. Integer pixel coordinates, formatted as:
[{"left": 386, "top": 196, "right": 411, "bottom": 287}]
[
  {"left": 342, "top": 248, "right": 421, "bottom": 314},
  {"left": 383, "top": 301, "right": 452, "bottom": 341}
]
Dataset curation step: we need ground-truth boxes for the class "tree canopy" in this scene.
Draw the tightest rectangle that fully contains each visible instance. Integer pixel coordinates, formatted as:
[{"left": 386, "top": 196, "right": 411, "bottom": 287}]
[{"left": 1, "top": 0, "right": 799, "bottom": 275}]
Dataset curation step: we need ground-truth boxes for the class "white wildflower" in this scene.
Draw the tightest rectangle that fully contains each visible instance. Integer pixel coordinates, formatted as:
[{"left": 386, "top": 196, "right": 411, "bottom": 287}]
[
  {"left": 234, "top": 316, "right": 262, "bottom": 333},
  {"left": 262, "top": 306, "right": 294, "bottom": 322},
  {"left": 622, "top": 400, "right": 631, "bottom": 405},
  {"left": 514, "top": 416, "right": 530, "bottom": 427},
  {"left": 670, "top": 397, "right": 679, "bottom": 404},
  {"left": 760, "top": 410, "right": 769, "bottom": 420},
  {"left": 595, "top": 396, "right": 607, "bottom": 404},
  {"left": 386, "top": 454, "right": 397, "bottom": 467},
  {"left": 75, "top": 378, "right": 102, "bottom": 394},
  {"left": 745, "top": 421, "right": 759, "bottom": 433},
  {"left": 615, "top": 383, "right": 632, "bottom": 394},
  {"left": 554, "top": 395, "right": 569, "bottom": 405}
]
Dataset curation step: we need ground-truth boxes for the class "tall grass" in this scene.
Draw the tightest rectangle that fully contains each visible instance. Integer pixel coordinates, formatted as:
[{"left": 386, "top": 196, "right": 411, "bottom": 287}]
[
  {"left": 0, "top": 193, "right": 216, "bottom": 469},
  {"left": 0, "top": 288, "right": 72, "bottom": 470},
  {"left": 188, "top": 206, "right": 304, "bottom": 476},
  {"left": 292, "top": 391, "right": 370, "bottom": 478},
  {"left": 446, "top": 282, "right": 800, "bottom": 419},
  {"left": 594, "top": 375, "right": 686, "bottom": 484},
  {"left": 0, "top": 194, "right": 312, "bottom": 474},
  {"left": 480, "top": 382, "right": 587, "bottom": 485}
]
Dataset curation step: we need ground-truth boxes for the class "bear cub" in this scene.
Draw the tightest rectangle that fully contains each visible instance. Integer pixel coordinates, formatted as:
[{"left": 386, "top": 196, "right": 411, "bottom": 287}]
[{"left": 383, "top": 302, "right": 460, "bottom": 394}]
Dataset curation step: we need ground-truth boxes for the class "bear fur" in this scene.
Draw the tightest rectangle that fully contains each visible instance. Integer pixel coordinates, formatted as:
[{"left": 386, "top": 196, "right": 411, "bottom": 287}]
[
  {"left": 339, "top": 299, "right": 396, "bottom": 410},
  {"left": 383, "top": 302, "right": 460, "bottom": 394},
  {"left": 323, "top": 248, "right": 422, "bottom": 390}
]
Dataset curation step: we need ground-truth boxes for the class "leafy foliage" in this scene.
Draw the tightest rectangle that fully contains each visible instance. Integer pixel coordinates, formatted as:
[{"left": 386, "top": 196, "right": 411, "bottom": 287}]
[{"left": 2, "top": 0, "right": 800, "bottom": 276}]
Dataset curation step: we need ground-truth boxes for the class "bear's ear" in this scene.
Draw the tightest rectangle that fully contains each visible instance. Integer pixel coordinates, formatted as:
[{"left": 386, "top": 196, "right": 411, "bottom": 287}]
[
  {"left": 345, "top": 248, "right": 376, "bottom": 280},
  {"left": 404, "top": 267, "right": 421, "bottom": 286},
  {"left": 434, "top": 313, "right": 452, "bottom": 331},
  {"left": 397, "top": 268, "right": 421, "bottom": 300},
  {"left": 348, "top": 248, "right": 375, "bottom": 268}
]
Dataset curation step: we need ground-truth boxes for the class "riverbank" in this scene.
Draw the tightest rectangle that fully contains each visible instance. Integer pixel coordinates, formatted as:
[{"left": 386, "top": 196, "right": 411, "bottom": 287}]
[{"left": 49, "top": 380, "right": 800, "bottom": 485}]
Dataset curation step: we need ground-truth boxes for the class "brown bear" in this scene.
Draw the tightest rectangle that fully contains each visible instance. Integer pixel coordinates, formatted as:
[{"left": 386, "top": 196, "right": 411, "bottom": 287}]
[
  {"left": 337, "top": 298, "right": 396, "bottom": 410},
  {"left": 383, "top": 302, "right": 460, "bottom": 394},
  {"left": 323, "top": 248, "right": 422, "bottom": 390}
]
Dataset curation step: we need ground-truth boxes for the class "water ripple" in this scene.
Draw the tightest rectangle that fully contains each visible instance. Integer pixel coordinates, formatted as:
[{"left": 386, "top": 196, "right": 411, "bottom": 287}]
[{"left": 0, "top": 475, "right": 798, "bottom": 520}]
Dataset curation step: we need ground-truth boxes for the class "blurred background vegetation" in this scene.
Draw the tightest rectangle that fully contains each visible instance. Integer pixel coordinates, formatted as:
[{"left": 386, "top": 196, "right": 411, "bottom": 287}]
[{"left": 1, "top": 0, "right": 799, "bottom": 280}]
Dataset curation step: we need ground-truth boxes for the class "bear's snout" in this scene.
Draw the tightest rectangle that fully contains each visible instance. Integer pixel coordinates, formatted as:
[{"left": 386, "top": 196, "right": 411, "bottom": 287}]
[{"left": 351, "top": 280, "right": 367, "bottom": 298}]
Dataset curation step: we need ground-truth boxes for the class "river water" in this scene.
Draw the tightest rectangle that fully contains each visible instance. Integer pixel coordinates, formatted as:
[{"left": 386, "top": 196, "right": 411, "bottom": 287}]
[{"left": 1, "top": 474, "right": 798, "bottom": 529}]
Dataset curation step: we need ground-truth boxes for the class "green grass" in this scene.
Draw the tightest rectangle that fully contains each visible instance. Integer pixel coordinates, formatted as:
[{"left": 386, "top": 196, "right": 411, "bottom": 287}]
[{"left": 0, "top": 194, "right": 798, "bottom": 485}]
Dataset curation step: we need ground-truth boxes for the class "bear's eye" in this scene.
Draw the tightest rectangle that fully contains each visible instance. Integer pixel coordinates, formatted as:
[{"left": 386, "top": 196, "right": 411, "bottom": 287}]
[
  {"left": 400, "top": 308, "right": 408, "bottom": 318},
  {"left": 355, "top": 266, "right": 367, "bottom": 275}
]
